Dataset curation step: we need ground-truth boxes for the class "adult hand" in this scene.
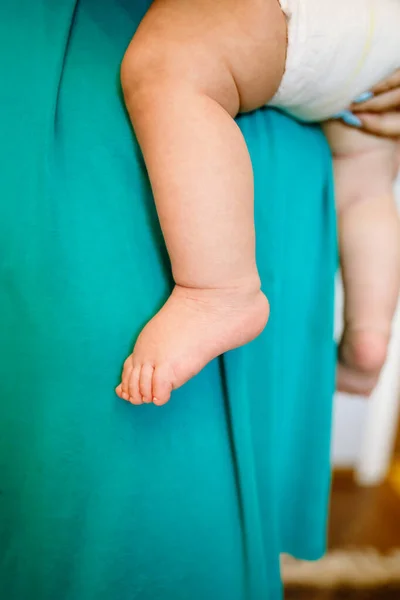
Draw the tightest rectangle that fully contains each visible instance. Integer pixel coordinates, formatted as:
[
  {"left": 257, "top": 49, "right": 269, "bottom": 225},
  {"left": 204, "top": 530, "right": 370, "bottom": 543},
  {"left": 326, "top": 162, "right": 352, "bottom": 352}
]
[{"left": 350, "top": 69, "right": 400, "bottom": 138}]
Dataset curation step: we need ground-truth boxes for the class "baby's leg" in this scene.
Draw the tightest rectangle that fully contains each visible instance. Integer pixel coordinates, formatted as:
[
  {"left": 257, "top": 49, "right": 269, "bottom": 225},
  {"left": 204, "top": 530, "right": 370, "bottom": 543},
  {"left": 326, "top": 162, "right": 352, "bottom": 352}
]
[
  {"left": 116, "top": 0, "right": 287, "bottom": 405},
  {"left": 324, "top": 122, "right": 400, "bottom": 395}
]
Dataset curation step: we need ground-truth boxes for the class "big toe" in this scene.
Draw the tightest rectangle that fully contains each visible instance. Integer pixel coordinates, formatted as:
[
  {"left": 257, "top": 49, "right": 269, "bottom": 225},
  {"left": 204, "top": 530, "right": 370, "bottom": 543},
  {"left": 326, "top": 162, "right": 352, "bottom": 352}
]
[
  {"left": 139, "top": 363, "right": 155, "bottom": 404},
  {"left": 119, "top": 356, "right": 134, "bottom": 400},
  {"left": 152, "top": 364, "right": 174, "bottom": 406}
]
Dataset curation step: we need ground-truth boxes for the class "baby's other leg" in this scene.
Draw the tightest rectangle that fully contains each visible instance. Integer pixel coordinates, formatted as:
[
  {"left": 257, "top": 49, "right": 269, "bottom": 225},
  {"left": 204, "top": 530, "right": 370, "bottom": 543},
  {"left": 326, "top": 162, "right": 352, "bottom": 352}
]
[
  {"left": 324, "top": 122, "right": 400, "bottom": 395},
  {"left": 116, "top": 0, "right": 287, "bottom": 405}
]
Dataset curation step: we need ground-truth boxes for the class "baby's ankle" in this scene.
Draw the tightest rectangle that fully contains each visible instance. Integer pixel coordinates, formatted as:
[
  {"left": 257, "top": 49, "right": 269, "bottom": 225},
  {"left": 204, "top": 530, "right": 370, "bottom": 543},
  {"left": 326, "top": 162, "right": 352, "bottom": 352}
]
[{"left": 174, "top": 272, "right": 263, "bottom": 299}]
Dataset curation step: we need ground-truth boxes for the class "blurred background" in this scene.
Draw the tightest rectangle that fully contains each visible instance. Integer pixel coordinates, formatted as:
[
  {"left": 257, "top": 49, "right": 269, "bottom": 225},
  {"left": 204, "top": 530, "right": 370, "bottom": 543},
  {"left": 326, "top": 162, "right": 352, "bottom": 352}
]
[{"left": 283, "top": 176, "right": 400, "bottom": 599}]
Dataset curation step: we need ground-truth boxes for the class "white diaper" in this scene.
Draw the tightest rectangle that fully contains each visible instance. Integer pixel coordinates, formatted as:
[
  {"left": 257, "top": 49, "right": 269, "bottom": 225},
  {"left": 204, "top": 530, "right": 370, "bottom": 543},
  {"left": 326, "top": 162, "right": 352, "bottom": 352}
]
[{"left": 270, "top": 0, "right": 400, "bottom": 122}]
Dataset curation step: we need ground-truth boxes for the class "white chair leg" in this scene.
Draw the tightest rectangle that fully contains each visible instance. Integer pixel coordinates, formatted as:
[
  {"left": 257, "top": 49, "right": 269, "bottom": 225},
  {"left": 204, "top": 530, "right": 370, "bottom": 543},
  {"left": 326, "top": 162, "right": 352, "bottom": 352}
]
[{"left": 355, "top": 301, "right": 400, "bottom": 486}]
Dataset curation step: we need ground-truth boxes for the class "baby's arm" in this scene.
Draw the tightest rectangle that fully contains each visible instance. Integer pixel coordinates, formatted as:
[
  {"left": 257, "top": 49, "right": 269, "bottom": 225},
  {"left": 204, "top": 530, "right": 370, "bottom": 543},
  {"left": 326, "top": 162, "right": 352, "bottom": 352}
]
[{"left": 117, "top": 0, "right": 287, "bottom": 405}]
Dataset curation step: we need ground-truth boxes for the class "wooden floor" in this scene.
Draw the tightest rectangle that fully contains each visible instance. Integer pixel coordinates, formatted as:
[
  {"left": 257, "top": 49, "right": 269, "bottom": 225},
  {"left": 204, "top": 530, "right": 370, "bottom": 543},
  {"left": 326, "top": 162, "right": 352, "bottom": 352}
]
[
  {"left": 285, "top": 588, "right": 400, "bottom": 599},
  {"left": 328, "top": 470, "right": 400, "bottom": 551},
  {"left": 285, "top": 470, "right": 400, "bottom": 600}
]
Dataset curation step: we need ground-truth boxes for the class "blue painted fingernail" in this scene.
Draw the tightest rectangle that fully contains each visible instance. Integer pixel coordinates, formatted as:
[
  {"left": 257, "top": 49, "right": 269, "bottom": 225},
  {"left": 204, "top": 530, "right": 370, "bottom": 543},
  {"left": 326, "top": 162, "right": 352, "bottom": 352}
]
[
  {"left": 353, "top": 91, "right": 374, "bottom": 104},
  {"left": 335, "top": 110, "right": 362, "bottom": 127}
]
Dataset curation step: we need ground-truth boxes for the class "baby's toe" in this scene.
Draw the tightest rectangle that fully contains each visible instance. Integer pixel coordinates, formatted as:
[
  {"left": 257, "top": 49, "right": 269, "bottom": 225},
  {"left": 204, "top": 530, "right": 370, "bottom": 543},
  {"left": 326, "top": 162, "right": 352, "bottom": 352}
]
[
  {"left": 120, "top": 357, "right": 133, "bottom": 400},
  {"left": 152, "top": 365, "right": 174, "bottom": 406},
  {"left": 115, "top": 383, "right": 124, "bottom": 399},
  {"left": 139, "top": 363, "right": 154, "bottom": 404},
  {"left": 336, "top": 362, "right": 378, "bottom": 396},
  {"left": 128, "top": 365, "right": 142, "bottom": 405}
]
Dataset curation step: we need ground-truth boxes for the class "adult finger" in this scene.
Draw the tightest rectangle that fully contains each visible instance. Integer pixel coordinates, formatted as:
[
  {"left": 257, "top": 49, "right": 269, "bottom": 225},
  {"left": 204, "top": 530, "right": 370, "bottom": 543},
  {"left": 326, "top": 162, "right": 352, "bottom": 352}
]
[
  {"left": 357, "top": 111, "right": 400, "bottom": 138},
  {"left": 352, "top": 87, "right": 400, "bottom": 113},
  {"left": 371, "top": 69, "right": 400, "bottom": 95}
]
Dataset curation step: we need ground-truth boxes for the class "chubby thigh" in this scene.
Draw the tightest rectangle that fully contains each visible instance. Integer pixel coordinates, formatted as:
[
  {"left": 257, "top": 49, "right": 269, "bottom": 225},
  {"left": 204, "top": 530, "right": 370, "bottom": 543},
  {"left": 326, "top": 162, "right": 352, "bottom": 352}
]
[{"left": 122, "top": 0, "right": 288, "bottom": 114}]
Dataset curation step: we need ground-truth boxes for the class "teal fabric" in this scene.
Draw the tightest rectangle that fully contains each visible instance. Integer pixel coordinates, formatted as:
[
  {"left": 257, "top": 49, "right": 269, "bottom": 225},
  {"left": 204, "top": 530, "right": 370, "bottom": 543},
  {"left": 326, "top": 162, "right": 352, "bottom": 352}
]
[{"left": 0, "top": 1, "right": 336, "bottom": 599}]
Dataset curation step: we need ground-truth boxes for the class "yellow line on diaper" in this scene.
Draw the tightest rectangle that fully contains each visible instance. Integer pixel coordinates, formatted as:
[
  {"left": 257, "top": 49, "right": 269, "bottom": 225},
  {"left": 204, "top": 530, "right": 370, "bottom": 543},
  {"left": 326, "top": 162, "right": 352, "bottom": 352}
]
[{"left": 319, "top": 5, "right": 375, "bottom": 111}]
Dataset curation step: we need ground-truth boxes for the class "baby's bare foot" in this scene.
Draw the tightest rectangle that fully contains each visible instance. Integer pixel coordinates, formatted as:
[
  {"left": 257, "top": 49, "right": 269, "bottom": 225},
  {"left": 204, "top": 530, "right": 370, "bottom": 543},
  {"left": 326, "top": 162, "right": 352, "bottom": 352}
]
[
  {"left": 337, "top": 329, "right": 389, "bottom": 396},
  {"left": 116, "top": 283, "right": 269, "bottom": 406}
]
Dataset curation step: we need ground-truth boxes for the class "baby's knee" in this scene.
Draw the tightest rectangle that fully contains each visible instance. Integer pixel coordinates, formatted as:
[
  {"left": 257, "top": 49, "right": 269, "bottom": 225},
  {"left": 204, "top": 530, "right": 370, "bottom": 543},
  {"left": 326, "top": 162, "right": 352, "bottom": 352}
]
[{"left": 121, "top": 31, "right": 238, "bottom": 118}]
